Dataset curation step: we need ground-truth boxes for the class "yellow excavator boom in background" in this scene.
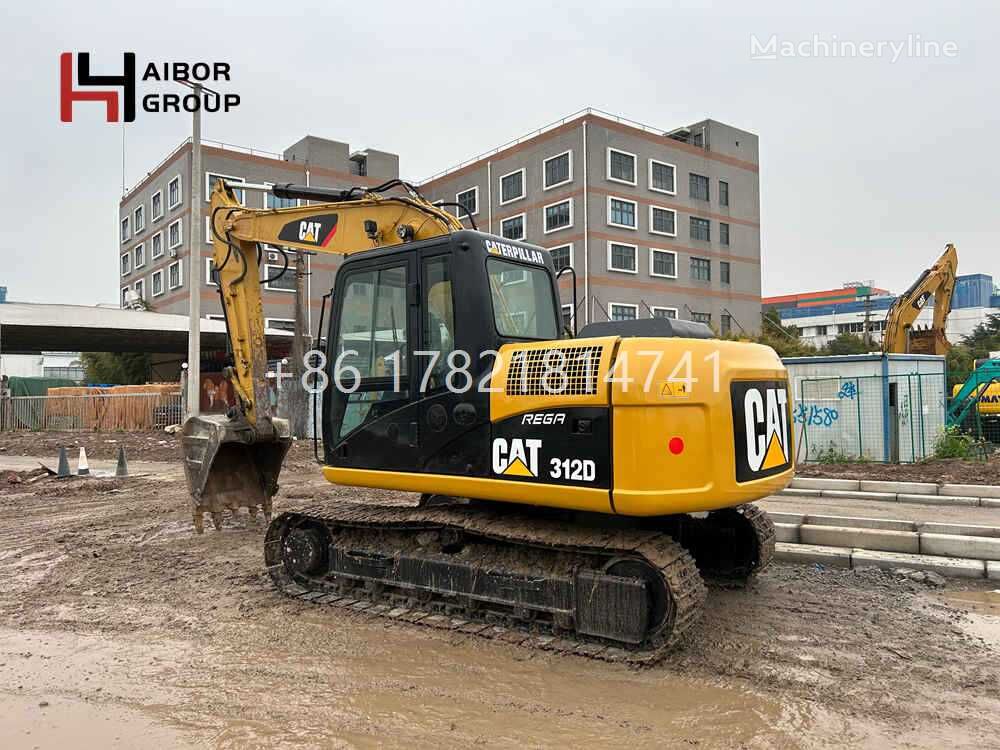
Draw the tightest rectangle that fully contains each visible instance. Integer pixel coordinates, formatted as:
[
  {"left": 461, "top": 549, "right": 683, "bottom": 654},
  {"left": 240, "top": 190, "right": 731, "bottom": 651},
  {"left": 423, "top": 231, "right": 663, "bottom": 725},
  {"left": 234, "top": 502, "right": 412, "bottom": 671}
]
[{"left": 882, "top": 244, "right": 958, "bottom": 355}]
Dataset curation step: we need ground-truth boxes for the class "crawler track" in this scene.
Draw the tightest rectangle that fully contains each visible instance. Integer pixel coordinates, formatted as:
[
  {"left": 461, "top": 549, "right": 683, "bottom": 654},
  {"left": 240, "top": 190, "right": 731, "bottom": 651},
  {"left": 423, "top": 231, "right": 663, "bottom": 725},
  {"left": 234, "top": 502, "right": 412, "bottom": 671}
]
[{"left": 264, "top": 501, "right": 708, "bottom": 663}]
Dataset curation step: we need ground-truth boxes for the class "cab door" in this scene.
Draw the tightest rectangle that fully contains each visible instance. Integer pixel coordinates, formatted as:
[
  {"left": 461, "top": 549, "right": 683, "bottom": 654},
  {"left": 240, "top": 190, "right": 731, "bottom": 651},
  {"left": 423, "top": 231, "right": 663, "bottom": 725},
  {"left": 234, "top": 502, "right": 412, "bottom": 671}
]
[{"left": 324, "top": 252, "right": 421, "bottom": 471}]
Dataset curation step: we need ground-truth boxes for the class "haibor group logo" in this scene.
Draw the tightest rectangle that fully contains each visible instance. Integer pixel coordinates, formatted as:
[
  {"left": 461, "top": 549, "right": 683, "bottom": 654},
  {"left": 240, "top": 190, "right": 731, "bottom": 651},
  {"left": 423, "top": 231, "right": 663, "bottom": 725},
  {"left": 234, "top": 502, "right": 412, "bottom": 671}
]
[{"left": 60, "top": 52, "right": 241, "bottom": 123}]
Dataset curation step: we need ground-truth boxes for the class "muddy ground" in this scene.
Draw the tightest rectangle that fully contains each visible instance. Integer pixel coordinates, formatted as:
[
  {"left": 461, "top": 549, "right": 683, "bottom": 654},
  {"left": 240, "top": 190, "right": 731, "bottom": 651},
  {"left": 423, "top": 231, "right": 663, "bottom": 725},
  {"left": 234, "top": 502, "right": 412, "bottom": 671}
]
[
  {"left": 1, "top": 434, "right": 1000, "bottom": 748},
  {"left": 796, "top": 456, "right": 1000, "bottom": 485}
]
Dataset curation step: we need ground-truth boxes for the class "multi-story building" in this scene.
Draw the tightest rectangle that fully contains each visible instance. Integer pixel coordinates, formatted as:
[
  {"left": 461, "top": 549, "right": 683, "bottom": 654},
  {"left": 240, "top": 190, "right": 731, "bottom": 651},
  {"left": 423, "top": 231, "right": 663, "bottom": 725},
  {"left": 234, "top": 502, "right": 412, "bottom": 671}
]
[
  {"left": 764, "top": 274, "right": 1000, "bottom": 348},
  {"left": 118, "top": 109, "right": 763, "bottom": 337},
  {"left": 419, "top": 110, "right": 762, "bottom": 334},
  {"left": 118, "top": 136, "right": 400, "bottom": 335}
]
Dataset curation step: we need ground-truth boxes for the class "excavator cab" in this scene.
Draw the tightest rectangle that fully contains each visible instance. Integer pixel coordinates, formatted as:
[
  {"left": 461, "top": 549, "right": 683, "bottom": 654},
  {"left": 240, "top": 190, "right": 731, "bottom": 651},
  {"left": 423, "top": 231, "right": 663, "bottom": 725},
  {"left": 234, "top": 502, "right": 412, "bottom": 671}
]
[{"left": 320, "top": 230, "right": 561, "bottom": 478}]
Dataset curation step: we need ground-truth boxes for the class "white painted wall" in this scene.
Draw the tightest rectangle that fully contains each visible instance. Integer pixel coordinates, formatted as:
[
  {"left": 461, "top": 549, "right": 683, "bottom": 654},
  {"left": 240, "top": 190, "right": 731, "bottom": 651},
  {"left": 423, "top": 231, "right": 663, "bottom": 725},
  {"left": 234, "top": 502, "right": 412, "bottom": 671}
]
[{"left": 786, "top": 305, "right": 999, "bottom": 348}]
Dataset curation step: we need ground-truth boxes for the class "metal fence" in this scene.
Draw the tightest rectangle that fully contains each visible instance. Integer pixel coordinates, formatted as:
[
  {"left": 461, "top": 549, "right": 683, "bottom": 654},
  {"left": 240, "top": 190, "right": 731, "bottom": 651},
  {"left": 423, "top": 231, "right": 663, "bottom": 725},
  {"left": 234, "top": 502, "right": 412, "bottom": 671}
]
[
  {"left": 794, "top": 373, "right": 947, "bottom": 464},
  {"left": 0, "top": 392, "right": 183, "bottom": 432},
  {"left": 947, "top": 370, "right": 1000, "bottom": 445}
]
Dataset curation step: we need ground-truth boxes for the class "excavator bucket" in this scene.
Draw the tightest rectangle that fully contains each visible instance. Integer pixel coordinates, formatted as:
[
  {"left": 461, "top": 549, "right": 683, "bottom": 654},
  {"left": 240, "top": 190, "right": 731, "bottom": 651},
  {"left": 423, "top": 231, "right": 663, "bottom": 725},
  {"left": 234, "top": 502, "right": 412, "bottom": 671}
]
[{"left": 181, "top": 414, "right": 292, "bottom": 533}]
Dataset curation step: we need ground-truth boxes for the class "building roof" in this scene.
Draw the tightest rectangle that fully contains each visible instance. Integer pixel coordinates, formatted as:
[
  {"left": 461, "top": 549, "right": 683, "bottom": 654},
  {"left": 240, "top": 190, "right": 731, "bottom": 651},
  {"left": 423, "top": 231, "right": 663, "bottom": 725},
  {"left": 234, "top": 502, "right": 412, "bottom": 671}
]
[{"left": 0, "top": 302, "right": 290, "bottom": 354}]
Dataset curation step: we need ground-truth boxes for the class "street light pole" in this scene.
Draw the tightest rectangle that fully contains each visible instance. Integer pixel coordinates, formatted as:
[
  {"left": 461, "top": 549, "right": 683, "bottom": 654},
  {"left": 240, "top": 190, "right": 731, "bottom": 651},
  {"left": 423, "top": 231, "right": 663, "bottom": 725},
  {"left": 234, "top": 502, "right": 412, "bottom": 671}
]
[{"left": 186, "top": 83, "right": 202, "bottom": 418}]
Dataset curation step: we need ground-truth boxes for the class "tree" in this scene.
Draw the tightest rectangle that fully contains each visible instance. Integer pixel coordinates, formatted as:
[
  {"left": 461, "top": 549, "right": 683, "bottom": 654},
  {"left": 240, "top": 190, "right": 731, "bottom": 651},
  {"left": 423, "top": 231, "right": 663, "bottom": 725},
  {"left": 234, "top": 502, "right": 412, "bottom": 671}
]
[
  {"left": 81, "top": 352, "right": 151, "bottom": 385},
  {"left": 753, "top": 309, "right": 819, "bottom": 357},
  {"left": 821, "top": 333, "right": 871, "bottom": 356}
]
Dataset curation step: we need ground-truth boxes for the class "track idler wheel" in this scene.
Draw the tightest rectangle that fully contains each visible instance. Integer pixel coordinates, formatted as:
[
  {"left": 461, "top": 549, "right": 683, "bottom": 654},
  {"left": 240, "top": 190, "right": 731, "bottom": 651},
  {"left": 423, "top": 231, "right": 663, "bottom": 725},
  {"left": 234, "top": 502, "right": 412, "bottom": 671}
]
[{"left": 282, "top": 526, "right": 328, "bottom": 576}]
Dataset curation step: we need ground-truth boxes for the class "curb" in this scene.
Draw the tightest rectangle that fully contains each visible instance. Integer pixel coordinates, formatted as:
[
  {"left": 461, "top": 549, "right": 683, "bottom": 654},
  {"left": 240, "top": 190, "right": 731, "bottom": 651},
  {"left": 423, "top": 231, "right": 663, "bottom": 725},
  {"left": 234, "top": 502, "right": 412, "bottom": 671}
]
[
  {"left": 783, "top": 477, "right": 1000, "bottom": 508},
  {"left": 775, "top": 543, "right": 994, "bottom": 580},
  {"left": 766, "top": 510, "right": 1000, "bottom": 580}
]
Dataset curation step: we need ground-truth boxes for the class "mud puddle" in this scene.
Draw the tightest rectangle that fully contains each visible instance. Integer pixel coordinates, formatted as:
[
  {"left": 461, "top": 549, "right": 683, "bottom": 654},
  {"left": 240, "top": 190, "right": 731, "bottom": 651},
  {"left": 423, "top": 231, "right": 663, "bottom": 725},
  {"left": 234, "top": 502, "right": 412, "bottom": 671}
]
[
  {"left": 0, "top": 620, "right": 808, "bottom": 749},
  {"left": 938, "top": 588, "right": 1000, "bottom": 647}
]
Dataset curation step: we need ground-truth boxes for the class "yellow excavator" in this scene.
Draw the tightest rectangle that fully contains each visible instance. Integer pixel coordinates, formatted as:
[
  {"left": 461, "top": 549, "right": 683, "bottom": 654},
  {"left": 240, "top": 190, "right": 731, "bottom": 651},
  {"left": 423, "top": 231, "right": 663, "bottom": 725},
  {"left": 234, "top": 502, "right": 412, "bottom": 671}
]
[
  {"left": 182, "top": 179, "right": 794, "bottom": 660},
  {"left": 882, "top": 244, "right": 958, "bottom": 355}
]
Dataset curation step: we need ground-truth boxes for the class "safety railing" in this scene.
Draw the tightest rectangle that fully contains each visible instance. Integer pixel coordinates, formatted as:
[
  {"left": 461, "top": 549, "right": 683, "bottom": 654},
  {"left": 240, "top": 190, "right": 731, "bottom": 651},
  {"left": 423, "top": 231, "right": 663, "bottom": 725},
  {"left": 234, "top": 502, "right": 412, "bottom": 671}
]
[{"left": 0, "top": 392, "right": 183, "bottom": 432}]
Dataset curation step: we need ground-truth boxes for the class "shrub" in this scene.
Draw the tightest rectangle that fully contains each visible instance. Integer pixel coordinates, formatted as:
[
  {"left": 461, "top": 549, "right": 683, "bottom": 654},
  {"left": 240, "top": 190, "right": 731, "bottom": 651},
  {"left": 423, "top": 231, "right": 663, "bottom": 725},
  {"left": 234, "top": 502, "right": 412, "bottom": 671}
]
[{"left": 931, "top": 426, "right": 985, "bottom": 460}]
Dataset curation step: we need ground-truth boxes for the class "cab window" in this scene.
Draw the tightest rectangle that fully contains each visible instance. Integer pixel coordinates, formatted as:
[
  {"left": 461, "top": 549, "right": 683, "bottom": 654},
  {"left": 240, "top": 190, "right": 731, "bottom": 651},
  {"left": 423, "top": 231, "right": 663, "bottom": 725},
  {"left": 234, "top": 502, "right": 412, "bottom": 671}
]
[{"left": 487, "top": 258, "right": 558, "bottom": 340}]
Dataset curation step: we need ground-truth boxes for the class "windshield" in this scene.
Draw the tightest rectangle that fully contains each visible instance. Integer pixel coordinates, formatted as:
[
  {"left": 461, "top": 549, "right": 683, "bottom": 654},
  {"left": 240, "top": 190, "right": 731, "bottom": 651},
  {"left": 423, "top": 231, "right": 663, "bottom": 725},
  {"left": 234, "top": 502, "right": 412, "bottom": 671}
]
[{"left": 487, "top": 258, "right": 559, "bottom": 339}]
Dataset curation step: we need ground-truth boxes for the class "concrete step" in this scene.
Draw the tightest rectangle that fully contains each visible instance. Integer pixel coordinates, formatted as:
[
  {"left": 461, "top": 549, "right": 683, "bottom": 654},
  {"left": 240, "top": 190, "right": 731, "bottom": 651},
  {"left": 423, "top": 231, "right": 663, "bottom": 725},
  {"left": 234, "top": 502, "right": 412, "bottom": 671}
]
[
  {"left": 799, "top": 525, "right": 919, "bottom": 554},
  {"left": 775, "top": 542, "right": 989, "bottom": 579},
  {"left": 774, "top": 542, "right": 852, "bottom": 568}
]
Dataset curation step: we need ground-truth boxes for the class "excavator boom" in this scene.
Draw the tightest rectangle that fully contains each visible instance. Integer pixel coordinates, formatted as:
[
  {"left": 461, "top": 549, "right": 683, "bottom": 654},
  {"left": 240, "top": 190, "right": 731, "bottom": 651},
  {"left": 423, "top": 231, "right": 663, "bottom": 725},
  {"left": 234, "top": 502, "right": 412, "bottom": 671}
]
[
  {"left": 882, "top": 244, "right": 958, "bottom": 355},
  {"left": 182, "top": 179, "right": 462, "bottom": 530}
]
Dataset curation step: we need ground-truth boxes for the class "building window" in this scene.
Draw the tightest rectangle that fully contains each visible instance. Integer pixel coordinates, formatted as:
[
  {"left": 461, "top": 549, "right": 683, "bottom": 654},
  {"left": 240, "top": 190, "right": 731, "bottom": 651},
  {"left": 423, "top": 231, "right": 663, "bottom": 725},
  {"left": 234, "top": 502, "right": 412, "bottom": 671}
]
[
  {"left": 151, "top": 190, "right": 163, "bottom": 222},
  {"left": 649, "top": 159, "right": 676, "bottom": 194},
  {"left": 720, "top": 261, "right": 731, "bottom": 285},
  {"left": 561, "top": 304, "right": 574, "bottom": 331},
  {"left": 720, "top": 222, "right": 730, "bottom": 246},
  {"left": 816, "top": 325, "right": 828, "bottom": 336},
  {"left": 152, "top": 269, "right": 164, "bottom": 297},
  {"left": 120, "top": 216, "right": 130, "bottom": 243},
  {"left": 500, "top": 213, "right": 525, "bottom": 240},
  {"left": 499, "top": 168, "right": 525, "bottom": 205},
  {"left": 689, "top": 173, "right": 710, "bottom": 201},
  {"left": 543, "top": 150, "right": 572, "bottom": 189},
  {"left": 650, "top": 248, "right": 678, "bottom": 279},
  {"left": 608, "top": 197, "right": 637, "bottom": 229},
  {"left": 609, "top": 303, "right": 638, "bottom": 321},
  {"left": 720, "top": 312, "right": 732, "bottom": 335},
  {"left": 168, "top": 218, "right": 182, "bottom": 248},
  {"left": 167, "top": 175, "right": 182, "bottom": 209},
  {"left": 607, "top": 242, "right": 638, "bottom": 274},
  {"left": 133, "top": 243, "right": 145, "bottom": 269},
  {"left": 133, "top": 278, "right": 145, "bottom": 301},
  {"left": 691, "top": 311, "right": 712, "bottom": 325},
  {"left": 690, "top": 257, "right": 711, "bottom": 282},
  {"left": 649, "top": 206, "right": 677, "bottom": 236},
  {"left": 206, "top": 258, "right": 220, "bottom": 286},
  {"left": 121, "top": 286, "right": 129, "bottom": 308},
  {"left": 651, "top": 307, "right": 678, "bottom": 319},
  {"left": 120, "top": 252, "right": 131, "bottom": 277},
  {"left": 719, "top": 180, "right": 729, "bottom": 207},
  {"left": 205, "top": 172, "right": 245, "bottom": 203},
  {"left": 266, "top": 190, "right": 298, "bottom": 209},
  {"left": 549, "top": 244, "right": 572, "bottom": 272},
  {"left": 133, "top": 205, "right": 145, "bottom": 234},
  {"left": 205, "top": 216, "right": 213, "bottom": 244},
  {"left": 168, "top": 260, "right": 182, "bottom": 289},
  {"left": 264, "top": 264, "right": 295, "bottom": 292},
  {"left": 266, "top": 318, "right": 296, "bottom": 333},
  {"left": 607, "top": 148, "right": 636, "bottom": 185},
  {"left": 455, "top": 187, "right": 478, "bottom": 218},
  {"left": 690, "top": 216, "right": 711, "bottom": 242},
  {"left": 151, "top": 232, "right": 163, "bottom": 259},
  {"left": 544, "top": 199, "right": 572, "bottom": 233}
]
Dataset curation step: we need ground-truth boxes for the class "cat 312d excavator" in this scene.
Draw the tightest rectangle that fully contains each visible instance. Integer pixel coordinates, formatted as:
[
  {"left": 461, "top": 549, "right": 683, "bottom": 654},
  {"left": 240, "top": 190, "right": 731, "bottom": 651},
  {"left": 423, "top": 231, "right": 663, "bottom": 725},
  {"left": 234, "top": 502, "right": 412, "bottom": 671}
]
[{"left": 182, "top": 178, "right": 794, "bottom": 661}]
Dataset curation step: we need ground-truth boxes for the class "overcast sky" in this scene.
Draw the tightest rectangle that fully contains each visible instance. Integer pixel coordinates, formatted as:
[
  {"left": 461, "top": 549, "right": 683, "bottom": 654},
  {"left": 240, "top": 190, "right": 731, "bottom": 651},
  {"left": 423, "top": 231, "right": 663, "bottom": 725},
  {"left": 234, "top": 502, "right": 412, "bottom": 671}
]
[{"left": 2, "top": 1, "right": 996, "bottom": 305}]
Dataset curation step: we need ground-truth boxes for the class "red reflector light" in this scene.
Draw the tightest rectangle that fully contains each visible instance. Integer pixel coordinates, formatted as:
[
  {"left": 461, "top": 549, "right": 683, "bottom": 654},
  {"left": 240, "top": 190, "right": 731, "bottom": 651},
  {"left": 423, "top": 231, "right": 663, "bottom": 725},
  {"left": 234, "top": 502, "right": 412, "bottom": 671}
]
[{"left": 668, "top": 437, "right": 684, "bottom": 455}]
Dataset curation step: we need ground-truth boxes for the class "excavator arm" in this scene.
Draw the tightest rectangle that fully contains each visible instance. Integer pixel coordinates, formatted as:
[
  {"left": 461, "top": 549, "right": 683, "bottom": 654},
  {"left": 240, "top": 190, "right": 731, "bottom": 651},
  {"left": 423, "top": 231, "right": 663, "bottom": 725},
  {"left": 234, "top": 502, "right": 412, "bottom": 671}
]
[
  {"left": 182, "top": 179, "right": 463, "bottom": 530},
  {"left": 881, "top": 243, "right": 958, "bottom": 355}
]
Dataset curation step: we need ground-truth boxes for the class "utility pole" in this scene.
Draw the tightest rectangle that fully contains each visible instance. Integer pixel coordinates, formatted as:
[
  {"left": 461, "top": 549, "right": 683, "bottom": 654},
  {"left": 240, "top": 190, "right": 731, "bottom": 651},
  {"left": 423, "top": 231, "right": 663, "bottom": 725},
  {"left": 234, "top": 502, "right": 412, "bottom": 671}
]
[
  {"left": 288, "top": 251, "right": 309, "bottom": 437},
  {"left": 862, "top": 290, "right": 873, "bottom": 348},
  {"left": 186, "top": 83, "right": 202, "bottom": 418}
]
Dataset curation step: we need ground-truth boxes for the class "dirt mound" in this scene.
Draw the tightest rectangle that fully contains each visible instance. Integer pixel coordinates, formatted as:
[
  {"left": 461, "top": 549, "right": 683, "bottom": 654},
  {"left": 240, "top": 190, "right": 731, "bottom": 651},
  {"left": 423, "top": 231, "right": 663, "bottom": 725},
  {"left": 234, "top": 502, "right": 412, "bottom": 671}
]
[{"left": 797, "top": 456, "right": 1000, "bottom": 485}]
